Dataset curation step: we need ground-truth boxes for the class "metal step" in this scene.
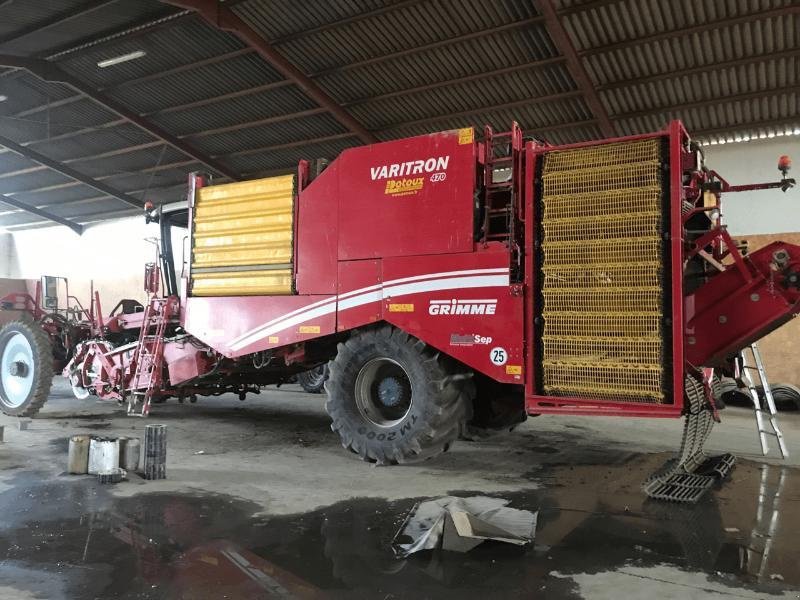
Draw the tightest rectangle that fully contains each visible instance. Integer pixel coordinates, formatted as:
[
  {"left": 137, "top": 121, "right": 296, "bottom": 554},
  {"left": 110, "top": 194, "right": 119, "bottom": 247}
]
[
  {"left": 739, "top": 343, "right": 788, "bottom": 459},
  {"left": 643, "top": 376, "right": 736, "bottom": 503}
]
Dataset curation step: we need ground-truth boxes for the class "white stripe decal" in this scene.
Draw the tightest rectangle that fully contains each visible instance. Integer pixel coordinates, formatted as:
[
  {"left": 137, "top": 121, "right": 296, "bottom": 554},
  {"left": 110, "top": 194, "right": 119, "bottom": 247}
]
[
  {"left": 227, "top": 267, "right": 507, "bottom": 347},
  {"left": 229, "top": 271, "right": 509, "bottom": 351},
  {"left": 381, "top": 275, "right": 506, "bottom": 302}
]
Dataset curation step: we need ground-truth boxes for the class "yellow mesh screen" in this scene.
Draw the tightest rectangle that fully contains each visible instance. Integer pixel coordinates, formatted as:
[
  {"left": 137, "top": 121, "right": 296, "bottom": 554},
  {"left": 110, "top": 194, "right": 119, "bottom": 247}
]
[
  {"left": 191, "top": 174, "right": 295, "bottom": 296},
  {"left": 539, "top": 137, "right": 665, "bottom": 403}
]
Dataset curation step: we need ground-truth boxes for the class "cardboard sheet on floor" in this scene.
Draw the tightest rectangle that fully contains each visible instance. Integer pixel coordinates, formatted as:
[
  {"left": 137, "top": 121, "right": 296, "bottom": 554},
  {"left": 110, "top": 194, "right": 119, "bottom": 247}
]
[{"left": 393, "top": 496, "right": 537, "bottom": 557}]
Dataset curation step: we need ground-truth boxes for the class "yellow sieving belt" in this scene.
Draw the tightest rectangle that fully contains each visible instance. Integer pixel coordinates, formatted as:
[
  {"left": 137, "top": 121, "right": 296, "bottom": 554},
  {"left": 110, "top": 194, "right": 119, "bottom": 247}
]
[{"left": 540, "top": 138, "right": 665, "bottom": 402}]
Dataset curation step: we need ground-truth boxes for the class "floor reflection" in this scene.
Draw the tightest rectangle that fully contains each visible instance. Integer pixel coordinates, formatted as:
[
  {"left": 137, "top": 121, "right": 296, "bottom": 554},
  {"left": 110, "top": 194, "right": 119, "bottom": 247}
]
[{"left": 0, "top": 455, "right": 797, "bottom": 598}]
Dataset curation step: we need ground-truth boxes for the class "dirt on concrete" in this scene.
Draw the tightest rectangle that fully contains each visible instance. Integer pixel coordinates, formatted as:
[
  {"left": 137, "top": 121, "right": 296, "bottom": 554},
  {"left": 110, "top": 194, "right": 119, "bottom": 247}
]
[{"left": 0, "top": 378, "right": 798, "bottom": 599}]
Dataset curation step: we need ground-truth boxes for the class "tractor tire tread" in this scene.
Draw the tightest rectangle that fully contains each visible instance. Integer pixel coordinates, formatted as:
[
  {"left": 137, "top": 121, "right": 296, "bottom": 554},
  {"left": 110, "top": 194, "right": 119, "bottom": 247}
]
[
  {"left": 325, "top": 324, "right": 472, "bottom": 465},
  {"left": 0, "top": 319, "right": 53, "bottom": 418}
]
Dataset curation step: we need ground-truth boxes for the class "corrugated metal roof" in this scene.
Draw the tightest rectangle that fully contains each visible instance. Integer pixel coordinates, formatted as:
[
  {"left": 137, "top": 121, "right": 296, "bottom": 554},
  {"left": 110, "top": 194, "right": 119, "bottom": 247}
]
[
  {"left": 150, "top": 85, "right": 317, "bottom": 135},
  {"left": 193, "top": 111, "right": 348, "bottom": 156},
  {"left": 59, "top": 15, "right": 246, "bottom": 89},
  {"left": 108, "top": 52, "right": 284, "bottom": 114},
  {"left": 236, "top": 0, "right": 545, "bottom": 75},
  {"left": 0, "top": 0, "right": 92, "bottom": 39},
  {"left": 0, "top": 0, "right": 796, "bottom": 229},
  {"left": 1, "top": 1, "right": 171, "bottom": 57},
  {"left": 561, "top": 0, "right": 795, "bottom": 54}
]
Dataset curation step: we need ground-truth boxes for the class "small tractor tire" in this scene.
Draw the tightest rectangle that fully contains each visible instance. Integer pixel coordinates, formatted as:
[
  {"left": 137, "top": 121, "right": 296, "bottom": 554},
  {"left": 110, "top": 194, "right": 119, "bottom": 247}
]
[
  {"left": 297, "top": 364, "right": 329, "bottom": 394},
  {"left": 0, "top": 319, "right": 53, "bottom": 417},
  {"left": 325, "top": 325, "right": 472, "bottom": 464}
]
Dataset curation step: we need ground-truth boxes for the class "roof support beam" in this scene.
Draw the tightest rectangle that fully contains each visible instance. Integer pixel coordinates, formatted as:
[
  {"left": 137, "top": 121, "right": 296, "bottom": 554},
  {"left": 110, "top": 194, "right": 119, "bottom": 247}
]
[
  {"left": 16, "top": 14, "right": 547, "bottom": 120},
  {"left": 533, "top": 0, "right": 615, "bottom": 137},
  {"left": 581, "top": 6, "right": 800, "bottom": 57},
  {"left": 694, "top": 118, "right": 800, "bottom": 141},
  {"left": 0, "top": 180, "right": 188, "bottom": 216},
  {"left": 377, "top": 89, "right": 586, "bottom": 133},
  {"left": 8, "top": 13, "right": 549, "bottom": 134},
  {"left": 269, "top": 0, "right": 427, "bottom": 46},
  {"left": 0, "top": 193, "right": 83, "bottom": 234},
  {"left": 0, "top": 0, "right": 116, "bottom": 46},
  {"left": 163, "top": 0, "right": 377, "bottom": 144},
  {"left": 0, "top": 54, "right": 240, "bottom": 180},
  {"left": 1, "top": 205, "right": 142, "bottom": 230},
  {"left": 597, "top": 48, "right": 800, "bottom": 92},
  {"left": 3, "top": 48, "right": 274, "bottom": 120},
  {"left": 611, "top": 84, "right": 800, "bottom": 121},
  {"left": 0, "top": 133, "right": 144, "bottom": 210},
  {"left": 44, "top": 9, "right": 191, "bottom": 61},
  {"left": 310, "top": 16, "right": 545, "bottom": 79},
  {"left": 346, "top": 56, "right": 566, "bottom": 106},
  {"left": 557, "top": 0, "right": 622, "bottom": 17}
]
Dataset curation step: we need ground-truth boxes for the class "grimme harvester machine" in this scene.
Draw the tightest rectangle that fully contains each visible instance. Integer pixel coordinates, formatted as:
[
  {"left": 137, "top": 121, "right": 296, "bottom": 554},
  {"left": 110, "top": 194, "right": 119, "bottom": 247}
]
[{"left": 0, "top": 121, "right": 796, "bottom": 497}]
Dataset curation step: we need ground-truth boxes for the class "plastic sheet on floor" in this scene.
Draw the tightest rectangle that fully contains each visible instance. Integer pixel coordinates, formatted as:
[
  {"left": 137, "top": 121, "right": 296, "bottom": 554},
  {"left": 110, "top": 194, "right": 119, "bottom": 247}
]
[{"left": 393, "top": 496, "right": 537, "bottom": 556}]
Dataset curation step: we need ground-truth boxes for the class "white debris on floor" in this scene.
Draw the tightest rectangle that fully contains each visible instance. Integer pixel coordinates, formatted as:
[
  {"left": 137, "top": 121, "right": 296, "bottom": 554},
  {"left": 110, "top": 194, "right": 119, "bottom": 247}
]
[{"left": 393, "top": 495, "right": 538, "bottom": 556}]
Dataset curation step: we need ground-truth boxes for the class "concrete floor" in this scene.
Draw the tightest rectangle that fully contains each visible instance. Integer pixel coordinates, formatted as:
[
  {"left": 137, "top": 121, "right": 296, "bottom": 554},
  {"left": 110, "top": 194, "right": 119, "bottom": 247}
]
[{"left": 1, "top": 378, "right": 799, "bottom": 599}]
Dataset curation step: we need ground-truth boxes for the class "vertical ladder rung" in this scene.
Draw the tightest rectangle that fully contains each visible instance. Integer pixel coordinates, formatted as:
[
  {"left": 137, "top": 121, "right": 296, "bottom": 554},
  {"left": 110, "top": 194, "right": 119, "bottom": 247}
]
[{"left": 740, "top": 343, "right": 788, "bottom": 460}]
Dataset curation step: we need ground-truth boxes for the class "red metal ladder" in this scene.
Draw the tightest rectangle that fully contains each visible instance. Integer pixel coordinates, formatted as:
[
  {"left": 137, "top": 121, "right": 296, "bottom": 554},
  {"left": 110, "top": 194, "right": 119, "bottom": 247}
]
[
  {"left": 127, "top": 296, "right": 173, "bottom": 416},
  {"left": 481, "top": 122, "right": 523, "bottom": 244}
]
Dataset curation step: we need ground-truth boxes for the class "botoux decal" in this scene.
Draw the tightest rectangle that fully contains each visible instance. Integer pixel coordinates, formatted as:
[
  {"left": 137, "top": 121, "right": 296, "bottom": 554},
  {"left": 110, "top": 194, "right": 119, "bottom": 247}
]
[{"left": 371, "top": 156, "right": 450, "bottom": 197}]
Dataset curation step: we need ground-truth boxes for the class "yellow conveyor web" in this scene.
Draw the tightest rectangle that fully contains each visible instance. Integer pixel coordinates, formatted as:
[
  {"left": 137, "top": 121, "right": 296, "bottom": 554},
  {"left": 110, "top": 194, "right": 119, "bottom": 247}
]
[{"left": 539, "top": 138, "right": 666, "bottom": 402}]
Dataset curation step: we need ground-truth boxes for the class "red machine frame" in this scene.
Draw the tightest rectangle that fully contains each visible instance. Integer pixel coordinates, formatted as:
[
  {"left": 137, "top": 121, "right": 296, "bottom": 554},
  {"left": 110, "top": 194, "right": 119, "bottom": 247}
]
[{"left": 3, "top": 120, "right": 797, "bottom": 427}]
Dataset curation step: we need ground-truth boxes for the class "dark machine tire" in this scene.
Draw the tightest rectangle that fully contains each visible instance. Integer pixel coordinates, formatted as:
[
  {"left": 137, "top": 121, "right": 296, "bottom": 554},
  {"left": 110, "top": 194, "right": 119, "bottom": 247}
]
[
  {"left": 757, "top": 383, "right": 800, "bottom": 411},
  {"left": 297, "top": 364, "right": 329, "bottom": 394},
  {"left": 0, "top": 319, "right": 53, "bottom": 417},
  {"left": 325, "top": 325, "right": 472, "bottom": 464},
  {"left": 461, "top": 375, "right": 527, "bottom": 440}
]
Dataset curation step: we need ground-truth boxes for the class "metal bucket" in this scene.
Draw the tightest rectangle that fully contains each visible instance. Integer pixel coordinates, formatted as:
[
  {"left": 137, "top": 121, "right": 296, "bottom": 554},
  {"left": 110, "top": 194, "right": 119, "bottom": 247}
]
[
  {"left": 68, "top": 434, "right": 91, "bottom": 474},
  {"left": 88, "top": 437, "right": 120, "bottom": 475},
  {"left": 119, "top": 437, "right": 141, "bottom": 472}
]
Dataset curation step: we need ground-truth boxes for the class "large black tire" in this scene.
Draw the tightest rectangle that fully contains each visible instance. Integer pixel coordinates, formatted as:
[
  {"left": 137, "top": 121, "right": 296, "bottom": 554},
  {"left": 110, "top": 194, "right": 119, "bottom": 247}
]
[
  {"left": 297, "top": 364, "right": 329, "bottom": 394},
  {"left": 757, "top": 383, "right": 800, "bottom": 411},
  {"left": 0, "top": 319, "right": 53, "bottom": 417},
  {"left": 461, "top": 374, "right": 526, "bottom": 440},
  {"left": 325, "top": 325, "right": 472, "bottom": 464}
]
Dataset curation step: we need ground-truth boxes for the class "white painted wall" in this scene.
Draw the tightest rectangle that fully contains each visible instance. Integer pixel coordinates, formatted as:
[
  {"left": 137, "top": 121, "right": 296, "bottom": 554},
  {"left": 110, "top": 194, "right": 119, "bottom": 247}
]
[
  {"left": 704, "top": 136, "right": 800, "bottom": 236},
  {"left": 7, "top": 216, "right": 163, "bottom": 307},
  {"left": 0, "top": 232, "right": 19, "bottom": 278}
]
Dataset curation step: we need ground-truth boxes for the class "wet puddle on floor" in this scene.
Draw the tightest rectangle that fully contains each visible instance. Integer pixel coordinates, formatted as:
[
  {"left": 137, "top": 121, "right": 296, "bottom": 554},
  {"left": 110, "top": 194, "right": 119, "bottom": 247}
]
[{"left": 0, "top": 454, "right": 798, "bottom": 599}]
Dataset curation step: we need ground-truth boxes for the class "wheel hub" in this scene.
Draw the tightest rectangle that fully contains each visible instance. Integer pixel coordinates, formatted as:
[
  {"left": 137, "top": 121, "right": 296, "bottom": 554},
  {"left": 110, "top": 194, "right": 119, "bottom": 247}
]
[
  {"left": 9, "top": 360, "right": 28, "bottom": 377},
  {"left": 355, "top": 357, "right": 413, "bottom": 428},
  {"left": 377, "top": 376, "right": 406, "bottom": 408},
  {"left": 0, "top": 332, "right": 35, "bottom": 408}
]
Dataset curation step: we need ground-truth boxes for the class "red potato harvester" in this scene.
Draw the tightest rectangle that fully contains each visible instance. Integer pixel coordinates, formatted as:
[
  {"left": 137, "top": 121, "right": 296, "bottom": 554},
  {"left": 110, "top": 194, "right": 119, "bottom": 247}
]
[{"left": 0, "top": 122, "right": 796, "bottom": 499}]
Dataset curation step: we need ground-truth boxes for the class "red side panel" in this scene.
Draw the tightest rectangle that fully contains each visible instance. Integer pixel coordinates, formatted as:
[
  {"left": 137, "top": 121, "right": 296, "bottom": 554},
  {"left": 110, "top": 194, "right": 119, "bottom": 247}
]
[
  {"left": 685, "top": 241, "right": 800, "bottom": 366},
  {"left": 337, "top": 128, "right": 476, "bottom": 260},
  {"left": 295, "top": 161, "right": 339, "bottom": 295},
  {"left": 183, "top": 295, "right": 336, "bottom": 358},
  {"left": 337, "top": 259, "right": 381, "bottom": 332},
  {"left": 379, "top": 250, "right": 523, "bottom": 384}
]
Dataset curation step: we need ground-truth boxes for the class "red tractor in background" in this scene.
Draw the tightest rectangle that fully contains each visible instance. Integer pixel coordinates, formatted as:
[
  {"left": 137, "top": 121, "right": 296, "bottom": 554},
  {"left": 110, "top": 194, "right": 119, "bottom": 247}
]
[
  {"left": 0, "top": 121, "right": 796, "bottom": 499},
  {"left": 0, "top": 274, "right": 328, "bottom": 399}
]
